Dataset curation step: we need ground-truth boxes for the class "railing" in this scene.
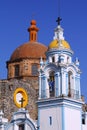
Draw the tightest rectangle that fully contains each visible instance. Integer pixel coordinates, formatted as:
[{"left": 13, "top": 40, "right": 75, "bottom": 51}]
[
  {"left": 41, "top": 89, "right": 55, "bottom": 98},
  {"left": 41, "top": 89, "right": 80, "bottom": 100},
  {"left": 41, "top": 90, "right": 46, "bottom": 98},
  {"left": 67, "top": 89, "right": 80, "bottom": 100}
]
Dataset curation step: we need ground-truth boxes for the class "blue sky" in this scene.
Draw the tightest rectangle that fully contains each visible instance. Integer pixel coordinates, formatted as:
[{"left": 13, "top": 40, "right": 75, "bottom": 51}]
[{"left": 0, "top": 0, "right": 87, "bottom": 102}]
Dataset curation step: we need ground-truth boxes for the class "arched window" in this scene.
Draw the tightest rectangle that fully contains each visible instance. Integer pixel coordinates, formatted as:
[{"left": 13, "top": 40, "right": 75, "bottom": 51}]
[
  {"left": 48, "top": 71, "right": 55, "bottom": 97},
  {"left": 68, "top": 71, "right": 74, "bottom": 97},
  {"left": 19, "top": 124, "right": 24, "bottom": 130},
  {"left": 32, "top": 64, "right": 38, "bottom": 76},
  {"left": 15, "top": 64, "right": 20, "bottom": 77},
  {"left": 67, "top": 57, "right": 69, "bottom": 63},
  {"left": 52, "top": 57, "right": 55, "bottom": 63}
]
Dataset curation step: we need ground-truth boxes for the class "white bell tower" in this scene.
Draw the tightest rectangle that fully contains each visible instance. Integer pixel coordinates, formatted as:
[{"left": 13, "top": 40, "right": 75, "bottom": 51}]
[{"left": 37, "top": 17, "right": 83, "bottom": 130}]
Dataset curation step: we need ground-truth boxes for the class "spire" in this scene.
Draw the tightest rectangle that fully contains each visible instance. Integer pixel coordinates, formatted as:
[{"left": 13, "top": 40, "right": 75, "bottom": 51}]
[{"left": 28, "top": 20, "right": 39, "bottom": 42}]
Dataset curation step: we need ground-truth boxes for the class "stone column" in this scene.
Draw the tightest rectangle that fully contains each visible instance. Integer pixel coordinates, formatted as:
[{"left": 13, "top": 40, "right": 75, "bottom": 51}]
[
  {"left": 58, "top": 72, "right": 61, "bottom": 96},
  {"left": 66, "top": 73, "right": 68, "bottom": 96},
  {"left": 25, "top": 123, "right": 27, "bottom": 130},
  {"left": 78, "top": 76, "right": 81, "bottom": 99},
  {"left": 45, "top": 76, "right": 49, "bottom": 98},
  {"left": 75, "top": 75, "right": 81, "bottom": 99},
  {"left": 42, "top": 75, "right": 47, "bottom": 98},
  {"left": 42, "top": 74, "right": 49, "bottom": 98},
  {"left": 60, "top": 68, "right": 63, "bottom": 95},
  {"left": 55, "top": 72, "right": 60, "bottom": 97},
  {"left": 13, "top": 122, "right": 18, "bottom": 130},
  {"left": 61, "top": 68, "right": 66, "bottom": 96},
  {"left": 62, "top": 71, "right": 67, "bottom": 96}
]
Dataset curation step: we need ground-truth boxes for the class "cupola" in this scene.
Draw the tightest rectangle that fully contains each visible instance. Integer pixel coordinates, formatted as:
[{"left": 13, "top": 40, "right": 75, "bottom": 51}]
[
  {"left": 48, "top": 17, "right": 71, "bottom": 50},
  {"left": 6, "top": 20, "right": 47, "bottom": 79}
]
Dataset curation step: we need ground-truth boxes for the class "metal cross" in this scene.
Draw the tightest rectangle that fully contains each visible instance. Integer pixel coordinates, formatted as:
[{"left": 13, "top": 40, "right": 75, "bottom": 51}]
[
  {"left": 56, "top": 17, "right": 62, "bottom": 25},
  {"left": 19, "top": 97, "right": 25, "bottom": 108}
]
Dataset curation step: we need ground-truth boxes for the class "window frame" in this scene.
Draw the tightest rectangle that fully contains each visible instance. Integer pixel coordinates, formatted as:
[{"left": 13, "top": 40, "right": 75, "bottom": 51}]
[
  {"left": 14, "top": 64, "right": 20, "bottom": 77},
  {"left": 32, "top": 64, "right": 38, "bottom": 76}
]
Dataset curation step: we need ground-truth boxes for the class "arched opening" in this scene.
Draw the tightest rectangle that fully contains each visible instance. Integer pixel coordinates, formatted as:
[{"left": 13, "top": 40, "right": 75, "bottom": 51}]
[
  {"left": 19, "top": 124, "right": 24, "bottom": 130},
  {"left": 48, "top": 71, "right": 55, "bottom": 97},
  {"left": 68, "top": 71, "right": 73, "bottom": 97},
  {"left": 15, "top": 64, "right": 20, "bottom": 77},
  {"left": 67, "top": 56, "right": 69, "bottom": 63},
  {"left": 52, "top": 56, "right": 55, "bottom": 63}
]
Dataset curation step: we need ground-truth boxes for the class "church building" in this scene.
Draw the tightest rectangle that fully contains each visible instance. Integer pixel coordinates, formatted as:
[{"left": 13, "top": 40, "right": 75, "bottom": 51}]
[{"left": 0, "top": 18, "right": 87, "bottom": 130}]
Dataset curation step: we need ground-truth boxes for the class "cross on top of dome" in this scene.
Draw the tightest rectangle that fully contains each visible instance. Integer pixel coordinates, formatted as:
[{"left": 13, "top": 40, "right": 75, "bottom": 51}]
[{"left": 56, "top": 17, "right": 62, "bottom": 25}]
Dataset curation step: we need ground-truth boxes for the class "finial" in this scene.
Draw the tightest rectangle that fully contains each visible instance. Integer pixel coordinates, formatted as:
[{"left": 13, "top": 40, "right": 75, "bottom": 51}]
[
  {"left": 56, "top": 17, "right": 62, "bottom": 25},
  {"left": 40, "top": 57, "right": 43, "bottom": 68},
  {"left": 75, "top": 57, "right": 80, "bottom": 67},
  {"left": 28, "top": 20, "right": 39, "bottom": 42}
]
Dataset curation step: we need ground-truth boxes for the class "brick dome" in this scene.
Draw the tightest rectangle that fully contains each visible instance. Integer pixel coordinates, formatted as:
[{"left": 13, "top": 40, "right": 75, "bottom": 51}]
[
  {"left": 10, "top": 41, "right": 47, "bottom": 61},
  {"left": 9, "top": 20, "right": 47, "bottom": 61}
]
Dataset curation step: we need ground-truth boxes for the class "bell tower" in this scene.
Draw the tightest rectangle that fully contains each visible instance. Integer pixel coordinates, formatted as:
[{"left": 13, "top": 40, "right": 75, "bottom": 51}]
[{"left": 37, "top": 18, "right": 83, "bottom": 130}]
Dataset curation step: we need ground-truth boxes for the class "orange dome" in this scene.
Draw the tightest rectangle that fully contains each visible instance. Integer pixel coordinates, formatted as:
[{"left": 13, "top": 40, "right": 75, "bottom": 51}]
[
  {"left": 9, "top": 20, "right": 47, "bottom": 62},
  {"left": 10, "top": 42, "right": 47, "bottom": 61}
]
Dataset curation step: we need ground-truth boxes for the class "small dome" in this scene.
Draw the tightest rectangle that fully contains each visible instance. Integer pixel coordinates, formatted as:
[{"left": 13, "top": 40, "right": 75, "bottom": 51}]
[
  {"left": 48, "top": 39, "right": 70, "bottom": 50},
  {"left": 10, "top": 42, "right": 47, "bottom": 61}
]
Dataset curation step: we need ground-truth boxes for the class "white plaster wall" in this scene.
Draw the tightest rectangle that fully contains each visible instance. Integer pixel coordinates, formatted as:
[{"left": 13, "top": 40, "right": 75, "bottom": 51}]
[
  {"left": 82, "top": 113, "right": 87, "bottom": 130},
  {"left": 48, "top": 56, "right": 52, "bottom": 63},
  {"left": 82, "top": 124, "right": 87, "bottom": 130},
  {"left": 39, "top": 107, "right": 62, "bottom": 130},
  {"left": 55, "top": 54, "right": 58, "bottom": 62},
  {"left": 64, "top": 107, "right": 81, "bottom": 130},
  {"left": 27, "top": 125, "right": 32, "bottom": 130},
  {"left": 8, "top": 126, "right": 14, "bottom": 130},
  {"left": 7, "top": 125, "right": 18, "bottom": 130}
]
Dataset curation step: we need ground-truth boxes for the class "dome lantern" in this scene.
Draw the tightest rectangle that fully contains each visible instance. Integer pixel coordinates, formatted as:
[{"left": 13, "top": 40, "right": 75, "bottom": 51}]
[
  {"left": 28, "top": 20, "right": 39, "bottom": 42},
  {"left": 48, "top": 18, "right": 71, "bottom": 50}
]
